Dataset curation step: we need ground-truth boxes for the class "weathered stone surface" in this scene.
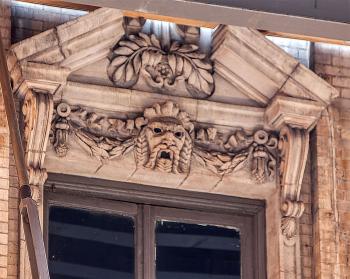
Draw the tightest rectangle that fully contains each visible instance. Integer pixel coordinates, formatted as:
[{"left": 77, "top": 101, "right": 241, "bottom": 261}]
[{"left": 5, "top": 6, "right": 345, "bottom": 279}]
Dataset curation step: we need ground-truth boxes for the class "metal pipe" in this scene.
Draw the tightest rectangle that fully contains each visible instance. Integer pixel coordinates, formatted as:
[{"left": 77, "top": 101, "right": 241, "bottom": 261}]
[
  {"left": 0, "top": 28, "right": 50, "bottom": 278},
  {"left": 0, "top": 27, "right": 31, "bottom": 196}
]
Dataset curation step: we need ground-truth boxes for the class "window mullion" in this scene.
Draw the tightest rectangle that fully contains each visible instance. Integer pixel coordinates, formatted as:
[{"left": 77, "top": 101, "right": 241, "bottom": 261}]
[{"left": 143, "top": 205, "right": 156, "bottom": 279}]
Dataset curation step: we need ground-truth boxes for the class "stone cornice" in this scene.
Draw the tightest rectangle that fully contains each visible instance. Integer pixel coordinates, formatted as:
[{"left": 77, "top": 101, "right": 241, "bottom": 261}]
[{"left": 212, "top": 25, "right": 339, "bottom": 105}]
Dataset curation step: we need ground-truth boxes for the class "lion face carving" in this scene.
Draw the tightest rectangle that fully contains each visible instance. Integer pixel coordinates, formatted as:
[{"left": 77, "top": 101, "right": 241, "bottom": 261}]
[{"left": 135, "top": 102, "right": 193, "bottom": 173}]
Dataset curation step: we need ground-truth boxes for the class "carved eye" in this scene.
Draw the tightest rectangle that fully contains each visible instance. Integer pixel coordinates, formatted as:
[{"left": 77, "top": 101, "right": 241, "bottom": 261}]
[
  {"left": 153, "top": 127, "right": 162, "bottom": 134},
  {"left": 175, "top": 131, "right": 183, "bottom": 138}
]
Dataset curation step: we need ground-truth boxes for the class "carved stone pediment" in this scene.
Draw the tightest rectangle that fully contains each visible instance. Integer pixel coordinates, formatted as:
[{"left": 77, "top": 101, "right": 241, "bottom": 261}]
[
  {"left": 8, "top": 7, "right": 342, "bottom": 279},
  {"left": 7, "top": 9, "right": 337, "bottom": 109}
]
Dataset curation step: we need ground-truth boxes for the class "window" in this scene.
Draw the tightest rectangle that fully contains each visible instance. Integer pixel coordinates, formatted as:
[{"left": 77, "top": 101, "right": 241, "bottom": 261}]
[{"left": 45, "top": 174, "right": 266, "bottom": 279}]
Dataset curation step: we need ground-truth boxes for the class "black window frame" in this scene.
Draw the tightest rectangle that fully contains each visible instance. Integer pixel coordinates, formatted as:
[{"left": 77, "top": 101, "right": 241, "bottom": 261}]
[{"left": 44, "top": 173, "right": 267, "bottom": 279}]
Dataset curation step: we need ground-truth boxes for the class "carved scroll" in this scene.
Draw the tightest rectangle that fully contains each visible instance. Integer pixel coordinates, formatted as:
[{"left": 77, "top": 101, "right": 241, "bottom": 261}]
[
  {"left": 107, "top": 32, "right": 214, "bottom": 99},
  {"left": 279, "top": 126, "right": 309, "bottom": 241},
  {"left": 22, "top": 90, "right": 53, "bottom": 202},
  {"left": 50, "top": 101, "right": 277, "bottom": 183},
  {"left": 265, "top": 95, "right": 323, "bottom": 241}
]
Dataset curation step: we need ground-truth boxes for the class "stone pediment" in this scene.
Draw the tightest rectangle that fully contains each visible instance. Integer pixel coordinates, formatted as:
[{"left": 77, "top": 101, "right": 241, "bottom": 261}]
[
  {"left": 7, "top": 8, "right": 341, "bottom": 278},
  {"left": 7, "top": 8, "right": 337, "bottom": 108}
]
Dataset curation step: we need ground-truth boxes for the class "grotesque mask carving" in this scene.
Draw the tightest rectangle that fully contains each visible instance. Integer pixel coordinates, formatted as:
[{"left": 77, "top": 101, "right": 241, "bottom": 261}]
[{"left": 135, "top": 102, "right": 193, "bottom": 173}]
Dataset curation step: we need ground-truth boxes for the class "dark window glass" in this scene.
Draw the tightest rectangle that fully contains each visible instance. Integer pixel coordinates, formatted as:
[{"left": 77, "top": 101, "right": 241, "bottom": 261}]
[
  {"left": 48, "top": 206, "right": 135, "bottom": 279},
  {"left": 155, "top": 220, "right": 241, "bottom": 279}
]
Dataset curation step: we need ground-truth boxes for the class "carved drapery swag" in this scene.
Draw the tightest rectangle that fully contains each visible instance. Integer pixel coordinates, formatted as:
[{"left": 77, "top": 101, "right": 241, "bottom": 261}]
[
  {"left": 107, "top": 24, "right": 215, "bottom": 99},
  {"left": 50, "top": 101, "right": 277, "bottom": 183}
]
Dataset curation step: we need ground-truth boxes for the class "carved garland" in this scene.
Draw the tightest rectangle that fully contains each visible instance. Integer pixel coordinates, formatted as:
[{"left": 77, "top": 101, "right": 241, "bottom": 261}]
[
  {"left": 50, "top": 101, "right": 277, "bottom": 184},
  {"left": 107, "top": 33, "right": 215, "bottom": 99}
]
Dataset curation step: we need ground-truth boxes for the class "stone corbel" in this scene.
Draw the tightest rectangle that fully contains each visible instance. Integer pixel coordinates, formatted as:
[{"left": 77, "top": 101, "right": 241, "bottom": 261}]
[
  {"left": 265, "top": 95, "right": 324, "bottom": 242},
  {"left": 22, "top": 89, "right": 53, "bottom": 203}
]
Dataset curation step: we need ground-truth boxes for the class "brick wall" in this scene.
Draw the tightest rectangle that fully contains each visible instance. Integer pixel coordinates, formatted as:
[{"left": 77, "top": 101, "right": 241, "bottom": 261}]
[
  {"left": 267, "top": 36, "right": 311, "bottom": 68},
  {"left": 311, "top": 42, "right": 350, "bottom": 278},
  {"left": 0, "top": 1, "right": 11, "bottom": 278},
  {"left": 300, "top": 156, "right": 313, "bottom": 279},
  {"left": 11, "top": 1, "right": 87, "bottom": 43}
]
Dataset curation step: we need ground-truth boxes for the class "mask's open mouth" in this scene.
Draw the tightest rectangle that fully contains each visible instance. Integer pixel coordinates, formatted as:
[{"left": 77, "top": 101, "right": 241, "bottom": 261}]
[{"left": 158, "top": 150, "right": 173, "bottom": 161}]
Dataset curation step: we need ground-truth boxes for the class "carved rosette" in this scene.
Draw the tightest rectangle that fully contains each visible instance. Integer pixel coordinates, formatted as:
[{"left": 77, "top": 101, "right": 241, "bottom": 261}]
[
  {"left": 22, "top": 90, "right": 53, "bottom": 202},
  {"left": 50, "top": 101, "right": 277, "bottom": 182},
  {"left": 278, "top": 126, "right": 309, "bottom": 242},
  {"left": 107, "top": 33, "right": 214, "bottom": 99}
]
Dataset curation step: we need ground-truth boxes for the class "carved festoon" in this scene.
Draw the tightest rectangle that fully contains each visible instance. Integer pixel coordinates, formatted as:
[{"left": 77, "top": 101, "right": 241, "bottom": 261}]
[
  {"left": 194, "top": 129, "right": 278, "bottom": 182},
  {"left": 50, "top": 101, "right": 277, "bottom": 182},
  {"left": 107, "top": 32, "right": 214, "bottom": 98}
]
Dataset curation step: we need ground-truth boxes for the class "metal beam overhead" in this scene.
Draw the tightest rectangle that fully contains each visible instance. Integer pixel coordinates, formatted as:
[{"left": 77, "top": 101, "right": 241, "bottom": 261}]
[{"left": 63, "top": 0, "right": 350, "bottom": 41}]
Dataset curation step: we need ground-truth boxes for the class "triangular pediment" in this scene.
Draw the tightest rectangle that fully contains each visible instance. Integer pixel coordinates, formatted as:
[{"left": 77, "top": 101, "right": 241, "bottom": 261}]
[{"left": 7, "top": 7, "right": 338, "bottom": 108}]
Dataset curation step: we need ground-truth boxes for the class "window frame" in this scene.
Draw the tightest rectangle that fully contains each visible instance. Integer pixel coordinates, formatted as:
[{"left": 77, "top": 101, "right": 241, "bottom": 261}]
[{"left": 44, "top": 173, "right": 267, "bottom": 279}]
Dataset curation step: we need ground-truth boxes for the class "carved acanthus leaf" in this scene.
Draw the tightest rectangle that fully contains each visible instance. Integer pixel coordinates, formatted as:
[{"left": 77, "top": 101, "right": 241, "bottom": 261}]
[{"left": 107, "top": 33, "right": 214, "bottom": 99}]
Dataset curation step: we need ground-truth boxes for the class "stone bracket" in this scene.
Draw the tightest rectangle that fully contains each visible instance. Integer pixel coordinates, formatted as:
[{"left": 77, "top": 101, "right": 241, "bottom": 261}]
[
  {"left": 265, "top": 95, "right": 324, "bottom": 241},
  {"left": 22, "top": 89, "right": 53, "bottom": 202}
]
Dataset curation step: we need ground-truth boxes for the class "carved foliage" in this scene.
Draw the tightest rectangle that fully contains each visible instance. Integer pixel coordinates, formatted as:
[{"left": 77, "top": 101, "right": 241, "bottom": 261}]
[
  {"left": 194, "top": 129, "right": 278, "bottom": 182},
  {"left": 278, "top": 126, "right": 309, "bottom": 241},
  {"left": 107, "top": 33, "right": 214, "bottom": 98},
  {"left": 50, "top": 101, "right": 277, "bottom": 183},
  {"left": 50, "top": 103, "right": 140, "bottom": 164}
]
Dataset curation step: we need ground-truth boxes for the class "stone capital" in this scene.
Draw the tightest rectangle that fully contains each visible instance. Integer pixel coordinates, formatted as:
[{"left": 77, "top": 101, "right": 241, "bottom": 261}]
[{"left": 265, "top": 95, "right": 324, "bottom": 131}]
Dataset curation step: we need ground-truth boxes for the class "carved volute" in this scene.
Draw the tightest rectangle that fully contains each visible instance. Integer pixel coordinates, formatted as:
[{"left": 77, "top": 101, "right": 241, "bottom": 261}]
[
  {"left": 266, "top": 95, "right": 324, "bottom": 242},
  {"left": 22, "top": 90, "right": 53, "bottom": 202}
]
